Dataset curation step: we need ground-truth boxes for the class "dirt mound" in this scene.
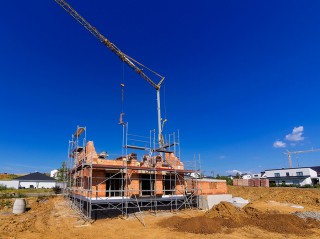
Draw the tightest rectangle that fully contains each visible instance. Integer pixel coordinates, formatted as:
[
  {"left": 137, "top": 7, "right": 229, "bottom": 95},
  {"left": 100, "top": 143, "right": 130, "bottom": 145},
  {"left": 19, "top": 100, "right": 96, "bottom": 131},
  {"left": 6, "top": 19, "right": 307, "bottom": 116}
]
[
  {"left": 228, "top": 186, "right": 320, "bottom": 207},
  {"left": 159, "top": 202, "right": 320, "bottom": 235},
  {"left": 160, "top": 216, "right": 224, "bottom": 234},
  {"left": 206, "top": 202, "right": 244, "bottom": 220},
  {"left": 252, "top": 214, "right": 319, "bottom": 234},
  {"left": 0, "top": 196, "right": 56, "bottom": 237}
]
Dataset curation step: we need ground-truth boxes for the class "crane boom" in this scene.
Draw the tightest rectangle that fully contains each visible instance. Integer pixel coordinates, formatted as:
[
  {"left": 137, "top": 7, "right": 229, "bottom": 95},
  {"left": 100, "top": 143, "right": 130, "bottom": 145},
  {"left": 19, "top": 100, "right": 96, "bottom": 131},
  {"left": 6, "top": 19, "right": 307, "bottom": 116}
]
[
  {"left": 285, "top": 148, "right": 320, "bottom": 168},
  {"left": 54, "top": 0, "right": 166, "bottom": 148},
  {"left": 289, "top": 149, "right": 320, "bottom": 155},
  {"left": 54, "top": 0, "right": 163, "bottom": 90}
]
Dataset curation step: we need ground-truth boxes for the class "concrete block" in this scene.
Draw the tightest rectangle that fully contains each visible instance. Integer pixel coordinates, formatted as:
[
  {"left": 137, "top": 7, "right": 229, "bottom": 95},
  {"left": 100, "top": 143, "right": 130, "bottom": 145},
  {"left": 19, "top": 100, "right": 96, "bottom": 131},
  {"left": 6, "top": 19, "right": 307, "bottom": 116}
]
[
  {"left": 198, "top": 194, "right": 233, "bottom": 210},
  {"left": 226, "top": 197, "right": 249, "bottom": 208}
]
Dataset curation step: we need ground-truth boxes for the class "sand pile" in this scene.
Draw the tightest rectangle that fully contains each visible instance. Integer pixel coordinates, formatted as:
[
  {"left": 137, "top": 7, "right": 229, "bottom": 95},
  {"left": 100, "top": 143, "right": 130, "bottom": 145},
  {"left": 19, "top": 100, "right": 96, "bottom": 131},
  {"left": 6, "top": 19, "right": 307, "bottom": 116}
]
[
  {"left": 160, "top": 202, "right": 320, "bottom": 235},
  {"left": 206, "top": 202, "right": 244, "bottom": 221}
]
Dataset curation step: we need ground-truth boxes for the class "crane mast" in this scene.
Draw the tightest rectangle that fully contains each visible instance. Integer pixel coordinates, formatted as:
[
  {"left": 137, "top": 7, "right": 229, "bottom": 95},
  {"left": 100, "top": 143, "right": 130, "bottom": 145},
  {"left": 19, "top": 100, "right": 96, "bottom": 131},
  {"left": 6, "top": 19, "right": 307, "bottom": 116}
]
[{"left": 54, "top": 0, "right": 165, "bottom": 147}]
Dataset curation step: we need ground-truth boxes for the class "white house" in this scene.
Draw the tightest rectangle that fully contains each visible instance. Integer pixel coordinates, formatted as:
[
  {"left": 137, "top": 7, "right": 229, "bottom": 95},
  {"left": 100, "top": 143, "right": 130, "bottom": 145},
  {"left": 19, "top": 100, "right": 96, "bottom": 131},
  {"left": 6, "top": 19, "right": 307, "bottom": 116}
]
[
  {"left": 242, "top": 174, "right": 252, "bottom": 179},
  {"left": 241, "top": 173, "right": 262, "bottom": 179},
  {"left": 50, "top": 169, "right": 59, "bottom": 179},
  {"left": 252, "top": 173, "right": 262, "bottom": 179},
  {"left": 15, "top": 172, "right": 57, "bottom": 189},
  {"left": 264, "top": 166, "right": 320, "bottom": 186},
  {"left": 0, "top": 172, "right": 57, "bottom": 189}
]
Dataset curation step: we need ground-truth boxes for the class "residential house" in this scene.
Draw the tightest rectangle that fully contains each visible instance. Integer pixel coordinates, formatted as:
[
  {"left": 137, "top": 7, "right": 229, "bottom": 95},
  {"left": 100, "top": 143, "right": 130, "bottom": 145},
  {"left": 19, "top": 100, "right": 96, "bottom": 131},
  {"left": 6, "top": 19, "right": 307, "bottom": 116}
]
[
  {"left": 264, "top": 166, "right": 320, "bottom": 186},
  {"left": 0, "top": 172, "right": 57, "bottom": 189},
  {"left": 16, "top": 172, "right": 57, "bottom": 189}
]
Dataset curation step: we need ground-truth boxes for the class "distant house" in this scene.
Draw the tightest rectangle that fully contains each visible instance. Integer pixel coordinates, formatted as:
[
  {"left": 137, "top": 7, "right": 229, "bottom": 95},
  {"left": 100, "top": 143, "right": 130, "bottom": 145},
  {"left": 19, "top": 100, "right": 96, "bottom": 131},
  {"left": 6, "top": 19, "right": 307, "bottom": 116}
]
[
  {"left": 50, "top": 169, "right": 59, "bottom": 179},
  {"left": 264, "top": 166, "right": 320, "bottom": 186},
  {"left": 240, "top": 173, "right": 263, "bottom": 179},
  {"left": 252, "top": 173, "right": 262, "bottom": 179},
  {"left": 0, "top": 172, "right": 59, "bottom": 189},
  {"left": 15, "top": 172, "right": 56, "bottom": 189},
  {"left": 241, "top": 174, "right": 252, "bottom": 179}
]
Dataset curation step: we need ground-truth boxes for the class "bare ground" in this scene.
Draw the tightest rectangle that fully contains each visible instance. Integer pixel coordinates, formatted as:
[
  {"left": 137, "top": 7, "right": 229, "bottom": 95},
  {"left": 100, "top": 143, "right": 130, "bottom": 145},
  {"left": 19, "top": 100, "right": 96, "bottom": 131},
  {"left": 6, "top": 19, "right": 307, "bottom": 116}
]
[{"left": 1, "top": 186, "right": 320, "bottom": 239}]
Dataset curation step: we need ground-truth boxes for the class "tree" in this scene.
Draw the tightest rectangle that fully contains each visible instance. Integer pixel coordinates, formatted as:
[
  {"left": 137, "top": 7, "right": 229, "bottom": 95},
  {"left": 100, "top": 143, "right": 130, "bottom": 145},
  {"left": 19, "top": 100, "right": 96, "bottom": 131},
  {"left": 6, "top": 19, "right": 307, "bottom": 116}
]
[
  {"left": 215, "top": 175, "right": 233, "bottom": 185},
  {"left": 56, "top": 162, "right": 67, "bottom": 182}
]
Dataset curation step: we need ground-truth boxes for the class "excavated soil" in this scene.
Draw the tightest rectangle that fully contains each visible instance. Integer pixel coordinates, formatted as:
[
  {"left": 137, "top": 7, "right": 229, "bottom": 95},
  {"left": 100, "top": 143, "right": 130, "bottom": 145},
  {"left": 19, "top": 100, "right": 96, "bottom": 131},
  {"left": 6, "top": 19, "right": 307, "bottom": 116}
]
[
  {"left": 160, "top": 202, "right": 320, "bottom": 235},
  {"left": 228, "top": 186, "right": 320, "bottom": 208},
  {"left": 1, "top": 187, "right": 320, "bottom": 239}
]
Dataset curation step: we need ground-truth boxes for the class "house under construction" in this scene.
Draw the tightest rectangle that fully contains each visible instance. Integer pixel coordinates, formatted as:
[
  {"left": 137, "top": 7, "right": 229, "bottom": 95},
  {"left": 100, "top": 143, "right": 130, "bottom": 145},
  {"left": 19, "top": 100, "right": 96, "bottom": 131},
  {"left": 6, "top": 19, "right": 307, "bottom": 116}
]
[
  {"left": 66, "top": 126, "right": 227, "bottom": 220},
  {"left": 55, "top": 0, "right": 228, "bottom": 221}
]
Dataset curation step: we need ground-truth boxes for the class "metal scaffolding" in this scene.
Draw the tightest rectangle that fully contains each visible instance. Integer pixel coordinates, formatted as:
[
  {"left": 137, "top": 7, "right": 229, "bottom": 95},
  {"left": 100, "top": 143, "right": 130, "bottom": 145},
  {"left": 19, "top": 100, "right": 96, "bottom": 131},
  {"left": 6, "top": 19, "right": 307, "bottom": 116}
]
[{"left": 65, "top": 126, "right": 201, "bottom": 221}]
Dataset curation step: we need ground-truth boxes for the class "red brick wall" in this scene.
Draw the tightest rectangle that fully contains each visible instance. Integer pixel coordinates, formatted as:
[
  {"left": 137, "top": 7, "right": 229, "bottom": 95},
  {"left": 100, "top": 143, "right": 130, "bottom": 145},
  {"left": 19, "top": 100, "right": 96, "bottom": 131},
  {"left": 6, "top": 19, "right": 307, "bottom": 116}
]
[
  {"left": 196, "top": 180, "right": 228, "bottom": 195},
  {"left": 233, "top": 179, "right": 269, "bottom": 187},
  {"left": 126, "top": 172, "right": 140, "bottom": 196},
  {"left": 92, "top": 170, "right": 106, "bottom": 197},
  {"left": 155, "top": 174, "right": 163, "bottom": 195}
]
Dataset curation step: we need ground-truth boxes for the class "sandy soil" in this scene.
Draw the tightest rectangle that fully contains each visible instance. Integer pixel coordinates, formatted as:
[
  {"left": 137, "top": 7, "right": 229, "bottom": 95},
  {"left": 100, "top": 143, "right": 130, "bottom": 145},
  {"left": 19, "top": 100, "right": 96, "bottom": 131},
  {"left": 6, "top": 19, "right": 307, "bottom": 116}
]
[{"left": 0, "top": 186, "right": 320, "bottom": 239}]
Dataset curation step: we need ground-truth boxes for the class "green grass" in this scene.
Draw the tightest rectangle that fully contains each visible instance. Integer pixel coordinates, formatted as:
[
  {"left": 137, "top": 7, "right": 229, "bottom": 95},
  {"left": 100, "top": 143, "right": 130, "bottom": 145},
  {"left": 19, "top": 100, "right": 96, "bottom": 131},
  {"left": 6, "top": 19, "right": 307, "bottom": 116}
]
[
  {"left": 0, "top": 193, "right": 26, "bottom": 199},
  {"left": 0, "top": 199, "right": 13, "bottom": 208},
  {"left": 0, "top": 188, "right": 53, "bottom": 194},
  {"left": 0, "top": 188, "right": 54, "bottom": 199}
]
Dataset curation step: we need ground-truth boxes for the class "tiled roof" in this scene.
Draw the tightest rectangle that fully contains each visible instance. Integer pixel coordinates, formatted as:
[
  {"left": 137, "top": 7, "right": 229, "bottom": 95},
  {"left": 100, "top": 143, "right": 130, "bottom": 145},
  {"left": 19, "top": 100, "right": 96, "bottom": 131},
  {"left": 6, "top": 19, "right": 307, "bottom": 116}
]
[{"left": 14, "top": 172, "right": 56, "bottom": 181}]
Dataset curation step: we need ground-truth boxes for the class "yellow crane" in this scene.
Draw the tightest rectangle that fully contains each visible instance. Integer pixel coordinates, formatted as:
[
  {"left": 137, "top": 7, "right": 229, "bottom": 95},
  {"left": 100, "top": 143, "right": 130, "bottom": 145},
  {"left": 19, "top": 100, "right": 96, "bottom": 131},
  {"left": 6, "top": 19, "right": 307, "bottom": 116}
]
[
  {"left": 285, "top": 148, "right": 320, "bottom": 168},
  {"left": 54, "top": 0, "right": 166, "bottom": 147}
]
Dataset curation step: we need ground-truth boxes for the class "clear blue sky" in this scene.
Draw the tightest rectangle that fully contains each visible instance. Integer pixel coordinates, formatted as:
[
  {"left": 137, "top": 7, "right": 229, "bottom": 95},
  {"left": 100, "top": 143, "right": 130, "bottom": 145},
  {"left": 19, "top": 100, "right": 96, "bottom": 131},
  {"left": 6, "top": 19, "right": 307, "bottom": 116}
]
[{"left": 1, "top": 1, "right": 320, "bottom": 175}]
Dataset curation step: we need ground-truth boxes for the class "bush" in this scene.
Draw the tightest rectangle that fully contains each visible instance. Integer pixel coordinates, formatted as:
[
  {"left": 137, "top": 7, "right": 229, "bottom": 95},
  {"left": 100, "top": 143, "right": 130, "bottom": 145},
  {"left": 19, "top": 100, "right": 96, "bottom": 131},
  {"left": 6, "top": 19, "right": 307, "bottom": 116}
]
[
  {"left": 0, "top": 193, "right": 26, "bottom": 199},
  {"left": 0, "top": 194, "right": 9, "bottom": 199},
  {"left": 0, "top": 185, "right": 15, "bottom": 191},
  {"left": 269, "top": 182, "right": 276, "bottom": 187},
  {"left": 52, "top": 186, "right": 62, "bottom": 194},
  {"left": 16, "top": 193, "right": 26, "bottom": 198},
  {"left": 215, "top": 176, "right": 233, "bottom": 185},
  {"left": 298, "top": 184, "right": 313, "bottom": 188}
]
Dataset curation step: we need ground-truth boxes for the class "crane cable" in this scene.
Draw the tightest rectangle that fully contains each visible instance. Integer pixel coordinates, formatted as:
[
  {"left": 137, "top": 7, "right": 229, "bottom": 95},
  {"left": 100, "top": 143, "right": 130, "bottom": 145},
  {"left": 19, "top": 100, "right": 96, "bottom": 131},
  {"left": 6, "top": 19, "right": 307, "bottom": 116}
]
[
  {"left": 163, "top": 83, "right": 167, "bottom": 120},
  {"left": 122, "top": 53, "right": 164, "bottom": 80},
  {"left": 119, "top": 62, "right": 125, "bottom": 125},
  {"left": 121, "top": 62, "right": 125, "bottom": 114},
  {"left": 121, "top": 84, "right": 124, "bottom": 114}
]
